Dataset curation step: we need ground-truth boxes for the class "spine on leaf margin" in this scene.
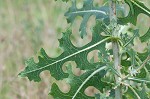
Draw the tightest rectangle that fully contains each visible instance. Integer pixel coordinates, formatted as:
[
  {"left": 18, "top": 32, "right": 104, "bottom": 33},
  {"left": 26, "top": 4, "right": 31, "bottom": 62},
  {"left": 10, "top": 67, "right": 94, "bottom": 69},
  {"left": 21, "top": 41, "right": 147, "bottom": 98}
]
[{"left": 109, "top": 0, "right": 122, "bottom": 99}]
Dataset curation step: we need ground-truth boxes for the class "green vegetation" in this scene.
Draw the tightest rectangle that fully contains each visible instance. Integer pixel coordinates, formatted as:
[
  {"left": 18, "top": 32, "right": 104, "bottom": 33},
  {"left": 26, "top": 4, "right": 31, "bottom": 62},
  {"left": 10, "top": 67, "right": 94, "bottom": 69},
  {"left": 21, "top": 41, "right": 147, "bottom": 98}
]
[{"left": 0, "top": 0, "right": 150, "bottom": 99}]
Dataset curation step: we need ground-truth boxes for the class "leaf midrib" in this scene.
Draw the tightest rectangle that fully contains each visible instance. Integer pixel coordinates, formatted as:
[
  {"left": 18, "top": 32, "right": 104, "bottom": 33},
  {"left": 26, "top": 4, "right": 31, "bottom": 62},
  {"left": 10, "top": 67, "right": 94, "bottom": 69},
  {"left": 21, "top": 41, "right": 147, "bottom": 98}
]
[
  {"left": 72, "top": 66, "right": 106, "bottom": 99},
  {"left": 71, "top": 10, "right": 107, "bottom": 15},
  {"left": 21, "top": 37, "right": 111, "bottom": 75},
  {"left": 130, "top": 0, "right": 150, "bottom": 15}
]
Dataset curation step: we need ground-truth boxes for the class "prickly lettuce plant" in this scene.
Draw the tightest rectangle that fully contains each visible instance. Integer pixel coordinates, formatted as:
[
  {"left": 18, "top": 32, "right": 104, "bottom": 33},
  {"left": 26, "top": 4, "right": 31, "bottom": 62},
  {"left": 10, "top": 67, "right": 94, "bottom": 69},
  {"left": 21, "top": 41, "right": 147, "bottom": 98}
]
[{"left": 19, "top": 0, "right": 150, "bottom": 98}]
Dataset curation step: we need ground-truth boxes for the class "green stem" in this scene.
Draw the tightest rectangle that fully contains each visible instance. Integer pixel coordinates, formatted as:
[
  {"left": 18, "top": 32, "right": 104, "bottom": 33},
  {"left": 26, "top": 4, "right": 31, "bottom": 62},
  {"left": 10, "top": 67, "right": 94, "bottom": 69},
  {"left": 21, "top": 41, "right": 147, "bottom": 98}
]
[
  {"left": 128, "top": 77, "right": 150, "bottom": 83},
  {"left": 137, "top": 55, "right": 150, "bottom": 72},
  {"left": 128, "top": 85, "right": 140, "bottom": 99},
  {"left": 109, "top": 0, "right": 122, "bottom": 99},
  {"left": 112, "top": 41, "right": 122, "bottom": 99}
]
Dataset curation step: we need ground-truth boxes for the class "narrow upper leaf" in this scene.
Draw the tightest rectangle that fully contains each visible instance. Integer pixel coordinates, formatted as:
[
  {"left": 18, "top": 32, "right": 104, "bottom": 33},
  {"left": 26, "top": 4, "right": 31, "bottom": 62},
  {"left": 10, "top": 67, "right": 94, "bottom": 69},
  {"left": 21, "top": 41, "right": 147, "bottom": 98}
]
[{"left": 121, "top": 29, "right": 139, "bottom": 47}]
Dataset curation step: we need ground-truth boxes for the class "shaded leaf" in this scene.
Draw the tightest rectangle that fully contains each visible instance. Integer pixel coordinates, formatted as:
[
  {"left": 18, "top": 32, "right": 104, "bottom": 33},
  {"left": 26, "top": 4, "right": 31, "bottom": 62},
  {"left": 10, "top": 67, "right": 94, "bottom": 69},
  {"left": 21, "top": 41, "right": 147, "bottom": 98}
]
[
  {"left": 50, "top": 64, "right": 110, "bottom": 99},
  {"left": 140, "top": 28, "right": 150, "bottom": 43},
  {"left": 136, "top": 68, "right": 147, "bottom": 78},
  {"left": 124, "top": 86, "right": 149, "bottom": 99}
]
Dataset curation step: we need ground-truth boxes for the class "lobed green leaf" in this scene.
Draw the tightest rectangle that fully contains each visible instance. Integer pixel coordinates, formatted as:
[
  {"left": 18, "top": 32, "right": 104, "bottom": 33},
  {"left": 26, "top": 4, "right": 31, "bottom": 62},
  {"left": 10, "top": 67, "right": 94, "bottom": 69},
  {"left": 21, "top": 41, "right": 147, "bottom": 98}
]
[
  {"left": 50, "top": 64, "right": 110, "bottom": 99},
  {"left": 19, "top": 21, "right": 110, "bottom": 82},
  {"left": 118, "top": 0, "right": 150, "bottom": 25},
  {"left": 65, "top": 0, "right": 109, "bottom": 38}
]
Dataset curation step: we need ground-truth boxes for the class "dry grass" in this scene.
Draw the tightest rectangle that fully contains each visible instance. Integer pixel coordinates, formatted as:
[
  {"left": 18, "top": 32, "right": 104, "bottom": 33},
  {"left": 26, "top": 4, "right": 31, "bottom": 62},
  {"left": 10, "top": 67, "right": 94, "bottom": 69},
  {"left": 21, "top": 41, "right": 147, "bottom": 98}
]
[{"left": 0, "top": 0, "right": 68, "bottom": 98}]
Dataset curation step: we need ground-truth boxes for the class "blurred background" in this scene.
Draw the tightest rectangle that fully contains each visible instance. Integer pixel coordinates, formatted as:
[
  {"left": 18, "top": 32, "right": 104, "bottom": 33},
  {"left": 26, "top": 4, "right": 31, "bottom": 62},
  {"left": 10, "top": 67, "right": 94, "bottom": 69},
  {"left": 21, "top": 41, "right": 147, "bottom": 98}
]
[{"left": 0, "top": 0, "right": 149, "bottom": 99}]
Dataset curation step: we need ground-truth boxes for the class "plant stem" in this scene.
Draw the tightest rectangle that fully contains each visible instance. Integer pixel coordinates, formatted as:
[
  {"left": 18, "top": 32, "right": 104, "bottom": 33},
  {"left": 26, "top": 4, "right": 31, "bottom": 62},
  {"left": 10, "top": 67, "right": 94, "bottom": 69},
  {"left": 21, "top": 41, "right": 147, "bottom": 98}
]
[
  {"left": 137, "top": 55, "right": 150, "bottom": 72},
  {"left": 128, "top": 85, "right": 140, "bottom": 99},
  {"left": 109, "top": 0, "right": 122, "bottom": 99},
  {"left": 112, "top": 41, "right": 122, "bottom": 99}
]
